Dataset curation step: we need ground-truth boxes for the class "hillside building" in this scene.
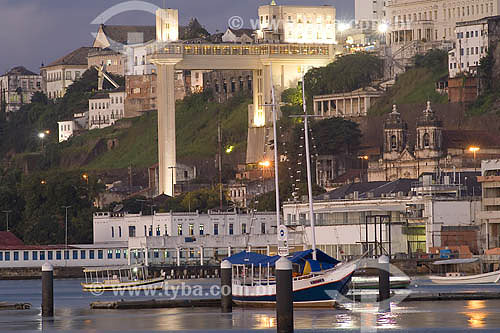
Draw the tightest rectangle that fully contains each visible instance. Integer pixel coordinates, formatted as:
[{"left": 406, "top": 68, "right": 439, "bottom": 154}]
[
  {"left": 0, "top": 66, "right": 42, "bottom": 112},
  {"left": 88, "top": 88, "right": 126, "bottom": 130},
  {"left": 41, "top": 47, "right": 94, "bottom": 99},
  {"left": 313, "top": 87, "right": 385, "bottom": 118},
  {"left": 87, "top": 48, "right": 126, "bottom": 76},
  {"left": 478, "top": 160, "right": 500, "bottom": 249}
]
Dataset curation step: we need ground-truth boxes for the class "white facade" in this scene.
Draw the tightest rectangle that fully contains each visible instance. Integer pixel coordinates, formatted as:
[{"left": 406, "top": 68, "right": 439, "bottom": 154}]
[
  {"left": 449, "top": 18, "right": 489, "bottom": 78},
  {"left": 478, "top": 160, "right": 500, "bottom": 249},
  {"left": 44, "top": 66, "right": 86, "bottom": 99},
  {"left": 93, "top": 211, "right": 277, "bottom": 244},
  {"left": 256, "top": 4, "right": 336, "bottom": 44},
  {"left": 57, "top": 120, "right": 75, "bottom": 143},
  {"left": 0, "top": 243, "right": 127, "bottom": 268},
  {"left": 355, "top": 0, "right": 385, "bottom": 22},
  {"left": 385, "top": 0, "right": 499, "bottom": 44},
  {"left": 283, "top": 195, "right": 480, "bottom": 258},
  {"left": 88, "top": 90, "right": 125, "bottom": 130},
  {"left": 125, "top": 42, "right": 157, "bottom": 76}
]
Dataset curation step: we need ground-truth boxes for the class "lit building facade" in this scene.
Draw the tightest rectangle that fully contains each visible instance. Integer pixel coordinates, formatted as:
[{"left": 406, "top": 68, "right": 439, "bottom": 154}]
[
  {"left": 478, "top": 160, "right": 500, "bottom": 249},
  {"left": 88, "top": 88, "right": 125, "bottom": 130}
]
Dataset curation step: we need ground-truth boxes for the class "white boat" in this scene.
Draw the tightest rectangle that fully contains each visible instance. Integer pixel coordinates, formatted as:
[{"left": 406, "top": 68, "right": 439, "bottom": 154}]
[
  {"left": 428, "top": 258, "right": 500, "bottom": 285},
  {"left": 82, "top": 265, "right": 166, "bottom": 292}
]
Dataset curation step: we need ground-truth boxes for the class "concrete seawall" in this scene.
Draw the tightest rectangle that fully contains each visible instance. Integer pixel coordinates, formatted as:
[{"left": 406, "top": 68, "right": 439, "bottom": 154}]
[{"left": 0, "top": 267, "right": 85, "bottom": 280}]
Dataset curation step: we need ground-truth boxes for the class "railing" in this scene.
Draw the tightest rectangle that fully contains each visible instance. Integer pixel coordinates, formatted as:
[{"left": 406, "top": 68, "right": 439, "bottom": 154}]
[{"left": 148, "top": 42, "right": 331, "bottom": 57}]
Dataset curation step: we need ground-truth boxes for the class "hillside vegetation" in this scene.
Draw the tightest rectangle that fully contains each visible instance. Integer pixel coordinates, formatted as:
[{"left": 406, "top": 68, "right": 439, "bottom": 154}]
[{"left": 369, "top": 49, "right": 449, "bottom": 115}]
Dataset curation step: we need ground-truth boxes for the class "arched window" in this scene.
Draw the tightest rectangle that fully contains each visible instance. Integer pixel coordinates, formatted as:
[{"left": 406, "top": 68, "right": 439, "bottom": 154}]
[
  {"left": 390, "top": 135, "right": 397, "bottom": 150},
  {"left": 111, "top": 226, "right": 114, "bottom": 238},
  {"left": 423, "top": 133, "right": 430, "bottom": 148},
  {"left": 118, "top": 226, "right": 122, "bottom": 238}
]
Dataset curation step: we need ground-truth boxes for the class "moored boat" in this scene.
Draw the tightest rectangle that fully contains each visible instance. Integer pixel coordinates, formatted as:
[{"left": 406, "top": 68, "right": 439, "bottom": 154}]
[
  {"left": 227, "top": 250, "right": 357, "bottom": 307},
  {"left": 81, "top": 265, "right": 166, "bottom": 292},
  {"left": 428, "top": 258, "right": 500, "bottom": 285}
]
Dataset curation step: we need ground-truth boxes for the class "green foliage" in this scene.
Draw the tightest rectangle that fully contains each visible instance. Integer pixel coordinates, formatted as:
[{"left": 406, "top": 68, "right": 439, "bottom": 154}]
[
  {"left": 304, "top": 53, "right": 383, "bottom": 107},
  {"left": 414, "top": 49, "right": 448, "bottom": 71},
  {"left": 281, "top": 87, "right": 303, "bottom": 106},
  {"left": 181, "top": 18, "right": 210, "bottom": 40},
  {"left": 479, "top": 50, "right": 494, "bottom": 93}
]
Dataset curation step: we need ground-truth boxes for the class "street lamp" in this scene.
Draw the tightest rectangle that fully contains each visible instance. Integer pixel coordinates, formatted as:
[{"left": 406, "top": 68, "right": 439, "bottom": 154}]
[
  {"left": 258, "top": 161, "right": 271, "bottom": 193},
  {"left": 62, "top": 206, "right": 71, "bottom": 249},
  {"left": 38, "top": 132, "right": 46, "bottom": 151},
  {"left": 358, "top": 155, "right": 369, "bottom": 182},
  {"left": 469, "top": 146, "right": 480, "bottom": 161},
  {"left": 82, "top": 173, "right": 89, "bottom": 184}
]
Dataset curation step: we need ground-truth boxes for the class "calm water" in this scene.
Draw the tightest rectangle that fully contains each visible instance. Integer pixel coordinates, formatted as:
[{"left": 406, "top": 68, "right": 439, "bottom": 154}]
[{"left": 2, "top": 278, "right": 500, "bottom": 332}]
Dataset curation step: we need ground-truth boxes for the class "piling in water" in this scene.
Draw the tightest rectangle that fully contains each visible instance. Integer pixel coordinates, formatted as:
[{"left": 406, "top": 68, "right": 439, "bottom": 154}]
[
  {"left": 42, "top": 262, "right": 54, "bottom": 317},
  {"left": 221, "top": 260, "right": 232, "bottom": 313},
  {"left": 276, "top": 256, "right": 293, "bottom": 333},
  {"left": 378, "top": 255, "right": 390, "bottom": 304}
]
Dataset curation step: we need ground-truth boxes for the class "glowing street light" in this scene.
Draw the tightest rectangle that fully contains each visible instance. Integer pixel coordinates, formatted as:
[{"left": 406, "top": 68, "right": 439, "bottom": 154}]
[
  {"left": 225, "top": 145, "right": 234, "bottom": 154},
  {"left": 338, "top": 22, "right": 351, "bottom": 32},
  {"left": 377, "top": 23, "right": 389, "bottom": 34},
  {"left": 258, "top": 160, "right": 271, "bottom": 168},
  {"left": 82, "top": 173, "right": 89, "bottom": 184},
  {"left": 469, "top": 146, "right": 480, "bottom": 160},
  {"left": 38, "top": 132, "right": 45, "bottom": 139}
]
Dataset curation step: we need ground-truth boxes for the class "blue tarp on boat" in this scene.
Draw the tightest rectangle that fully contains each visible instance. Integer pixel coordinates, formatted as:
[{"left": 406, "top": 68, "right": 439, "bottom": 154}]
[{"left": 225, "top": 249, "right": 340, "bottom": 273}]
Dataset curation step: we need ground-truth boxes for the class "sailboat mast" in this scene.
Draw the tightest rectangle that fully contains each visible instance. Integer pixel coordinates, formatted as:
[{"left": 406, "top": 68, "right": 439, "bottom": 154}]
[
  {"left": 302, "top": 71, "right": 317, "bottom": 260},
  {"left": 270, "top": 65, "right": 281, "bottom": 228}
]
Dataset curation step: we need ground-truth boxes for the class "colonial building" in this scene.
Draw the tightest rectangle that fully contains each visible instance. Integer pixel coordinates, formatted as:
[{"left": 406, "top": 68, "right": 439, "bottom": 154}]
[
  {"left": 87, "top": 48, "right": 126, "bottom": 76},
  {"left": 368, "top": 102, "right": 500, "bottom": 182},
  {"left": 478, "top": 159, "right": 500, "bottom": 249},
  {"left": 313, "top": 87, "right": 385, "bottom": 118},
  {"left": 88, "top": 87, "right": 126, "bottom": 130},
  {"left": 256, "top": 2, "right": 336, "bottom": 43},
  {"left": 203, "top": 70, "right": 253, "bottom": 101},
  {"left": 0, "top": 66, "right": 42, "bottom": 112},
  {"left": 93, "top": 24, "right": 156, "bottom": 49},
  {"left": 41, "top": 47, "right": 94, "bottom": 99}
]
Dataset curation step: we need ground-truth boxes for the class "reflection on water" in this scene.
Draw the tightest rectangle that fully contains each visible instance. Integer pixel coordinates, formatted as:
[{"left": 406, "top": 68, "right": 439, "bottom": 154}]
[{"left": 3, "top": 279, "right": 500, "bottom": 331}]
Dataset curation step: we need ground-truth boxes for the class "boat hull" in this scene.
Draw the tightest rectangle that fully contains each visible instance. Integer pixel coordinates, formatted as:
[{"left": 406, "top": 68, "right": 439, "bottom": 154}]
[
  {"left": 82, "top": 277, "right": 166, "bottom": 292},
  {"left": 232, "top": 262, "right": 356, "bottom": 306},
  {"left": 429, "top": 270, "right": 500, "bottom": 285}
]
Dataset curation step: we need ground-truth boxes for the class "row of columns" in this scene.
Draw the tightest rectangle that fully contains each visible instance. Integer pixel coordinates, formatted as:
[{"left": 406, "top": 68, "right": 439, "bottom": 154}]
[
  {"left": 315, "top": 95, "right": 371, "bottom": 117},
  {"left": 388, "top": 28, "right": 433, "bottom": 45}
]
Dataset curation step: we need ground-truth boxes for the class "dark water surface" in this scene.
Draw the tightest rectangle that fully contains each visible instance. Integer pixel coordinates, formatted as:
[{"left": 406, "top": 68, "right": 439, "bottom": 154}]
[{"left": 2, "top": 278, "right": 500, "bottom": 332}]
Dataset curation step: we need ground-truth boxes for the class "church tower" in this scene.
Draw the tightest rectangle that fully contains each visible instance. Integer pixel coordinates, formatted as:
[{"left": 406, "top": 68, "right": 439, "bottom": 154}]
[
  {"left": 383, "top": 104, "right": 407, "bottom": 161},
  {"left": 415, "top": 101, "right": 443, "bottom": 159}
]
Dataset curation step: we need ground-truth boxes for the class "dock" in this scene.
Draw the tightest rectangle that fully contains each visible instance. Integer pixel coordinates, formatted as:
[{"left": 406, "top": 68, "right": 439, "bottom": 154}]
[{"left": 0, "top": 302, "right": 31, "bottom": 310}]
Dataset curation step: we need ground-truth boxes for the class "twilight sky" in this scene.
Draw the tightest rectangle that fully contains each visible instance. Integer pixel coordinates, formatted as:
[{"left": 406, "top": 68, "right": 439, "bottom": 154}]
[{"left": 0, "top": 0, "right": 354, "bottom": 75}]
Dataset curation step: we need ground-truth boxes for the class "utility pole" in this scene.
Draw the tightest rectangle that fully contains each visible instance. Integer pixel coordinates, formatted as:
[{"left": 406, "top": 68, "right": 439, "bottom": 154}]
[
  {"left": 62, "top": 206, "right": 71, "bottom": 249},
  {"left": 2, "top": 210, "right": 12, "bottom": 232}
]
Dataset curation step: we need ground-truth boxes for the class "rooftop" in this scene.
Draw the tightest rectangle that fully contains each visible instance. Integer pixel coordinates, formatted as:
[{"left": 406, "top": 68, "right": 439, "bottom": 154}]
[
  {"left": 0, "top": 232, "right": 24, "bottom": 247},
  {"left": 2, "top": 66, "right": 39, "bottom": 76},
  {"left": 99, "top": 25, "right": 156, "bottom": 45},
  {"left": 44, "top": 47, "right": 97, "bottom": 68}
]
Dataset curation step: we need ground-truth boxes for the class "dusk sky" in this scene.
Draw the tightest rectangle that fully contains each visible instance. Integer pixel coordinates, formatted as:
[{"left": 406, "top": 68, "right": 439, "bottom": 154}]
[{"left": 0, "top": 0, "right": 354, "bottom": 75}]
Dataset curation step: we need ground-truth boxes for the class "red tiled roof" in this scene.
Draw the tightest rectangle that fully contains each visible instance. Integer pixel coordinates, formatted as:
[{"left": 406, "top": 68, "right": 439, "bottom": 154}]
[{"left": 0, "top": 232, "right": 24, "bottom": 247}]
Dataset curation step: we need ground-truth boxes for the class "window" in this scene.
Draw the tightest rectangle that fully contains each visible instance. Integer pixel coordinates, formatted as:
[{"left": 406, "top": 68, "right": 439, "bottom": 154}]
[
  {"left": 13, "top": 251, "right": 19, "bottom": 261},
  {"left": 47, "top": 251, "right": 53, "bottom": 260},
  {"left": 72, "top": 250, "right": 78, "bottom": 260},
  {"left": 129, "top": 226, "right": 136, "bottom": 237},
  {"left": 64, "top": 250, "right": 69, "bottom": 260},
  {"left": 199, "top": 224, "right": 204, "bottom": 235},
  {"left": 111, "top": 226, "right": 115, "bottom": 238},
  {"left": 229, "top": 223, "right": 234, "bottom": 235},
  {"left": 177, "top": 224, "right": 183, "bottom": 236},
  {"left": 107, "top": 250, "right": 113, "bottom": 259},
  {"left": 148, "top": 225, "right": 152, "bottom": 237},
  {"left": 56, "top": 251, "right": 62, "bottom": 260},
  {"left": 116, "top": 250, "right": 121, "bottom": 259},
  {"left": 89, "top": 250, "right": 95, "bottom": 259},
  {"left": 164, "top": 224, "right": 168, "bottom": 236},
  {"left": 32, "top": 251, "right": 38, "bottom": 260},
  {"left": 23, "top": 251, "right": 29, "bottom": 260},
  {"left": 390, "top": 135, "right": 397, "bottom": 150},
  {"left": 124, "top": 250, "right": 128, "bottom": 259},
  {"left": 75, "top": 71, "right": 80, "bottom": 79},
  {"left": 156, "top": 226, "right": 161, "bottom": 236},
  {"left": 119, "top": 226, "right": 122, "bottom": 238},
  {"left": 261, "top": 223, "right": 266, "bottom": 234},
  {"left": 80, "top": 250, "right": 86, "bottom": 259},
  {"left": 0, "top": 252, "right": 3, "bottom": 261},
  {"left": 154, "top": 249, "right": 159, "bottom": 258},
  {"left": 98, "top": 250, "right": 103, "bottom": 259},
  {"left": 242, "top": 223, "right": 247, "bottom": 234},
  {"left": 423, "top": 133, "right": 430, "bottom": 148},
  {"left": 213, "top": 223, "right": 219, "bottom": 235},
  {"left": 189, "top": 224, "right": 194, "bottom": 236},
  {"left": 5, "top": 252, "right": 10, "bottom": 261},
  {"left": 144, "top": 225, "right": 147, "bottom": 236},
  {"left": 40, "top": 251, "right": 45, "bottom": 260},
  {"left": 65, "top": 71, "right": 71, "bottom": 80}
]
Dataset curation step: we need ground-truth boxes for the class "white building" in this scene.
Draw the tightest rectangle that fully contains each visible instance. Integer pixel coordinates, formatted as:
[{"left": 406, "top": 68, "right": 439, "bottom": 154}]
[
  {"left": 448, "top": 16, "right": 499, "bottom": 78},
  {"left": 57, "top": 120, "right": 75, "bottom": 143},
  {"left": 256, "top": 2, "right": 336, "bottom": 44},
  {"left": 88, "top": 88, "right": 125, "bottom": 130},
  {"left": 355, "top": 0, "right": 385, "bottom": 23},
  {"left": 93, "top": 211, "right": 277, "bottom": 244},
  {"left": 0, "top": 66, "right": 42, "bottom": 112},
  {"left": 283, "top": 179, "right": 481, "bottom": 259},
  {"left": 222, "top": 28, "right": 255, "bottom": 44},
  {"left": 125, "top": 41, "right": 157, "bottom": 76},
  {"left": 41, "top": 47, "right": 94, "bottom": 99}
]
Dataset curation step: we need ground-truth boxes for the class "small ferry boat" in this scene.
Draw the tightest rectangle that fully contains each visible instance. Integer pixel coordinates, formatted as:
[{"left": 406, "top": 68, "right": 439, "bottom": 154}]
[
  {"left": 81, "top": 265, "right": 166, "bottom": 292},
  {"left": 227, "top": 250, "right": 357, "bottom": 307},
  {"left": 429, "top": 258, "right": 500, "bottom": 285}
]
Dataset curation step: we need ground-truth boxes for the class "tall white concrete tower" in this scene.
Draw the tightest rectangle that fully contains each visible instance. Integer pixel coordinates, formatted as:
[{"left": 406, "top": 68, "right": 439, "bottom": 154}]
[{"left": 154, "top": 8, "right": 180, "bottom": 196}]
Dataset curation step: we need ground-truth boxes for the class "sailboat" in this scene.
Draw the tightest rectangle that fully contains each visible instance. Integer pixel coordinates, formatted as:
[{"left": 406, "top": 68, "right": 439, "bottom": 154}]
[{"left": 226, "top": 68, "right": 357, "bottom": 307}]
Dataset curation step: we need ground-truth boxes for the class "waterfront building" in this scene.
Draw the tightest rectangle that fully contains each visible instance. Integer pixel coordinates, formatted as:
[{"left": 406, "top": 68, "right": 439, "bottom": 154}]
[
  {"left": 0, "top": 66, "right": 42, "bottom": 112},
  {"left": 283, "top": 177, "right": 481, "bottom": 259},
  {"left": 478, "top": 160, "right": 500, "bottom": 249},
  {"left": 88, "top": 88, "right": 126, "bottom": 130},
  {"left": 41, "top": 47, "right": 94, "bottom": 100}
]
